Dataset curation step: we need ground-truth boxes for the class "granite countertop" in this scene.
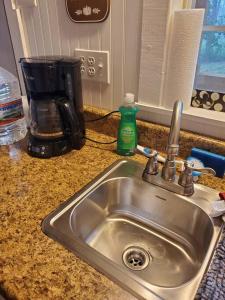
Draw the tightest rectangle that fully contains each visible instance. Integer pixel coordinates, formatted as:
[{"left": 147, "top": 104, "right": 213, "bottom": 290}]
[
  {"left": 0, "top": 131, "right": 140, "bottom": 300},
  {"left": 0, "top": 119, "right": 225, "bottom": 299}
]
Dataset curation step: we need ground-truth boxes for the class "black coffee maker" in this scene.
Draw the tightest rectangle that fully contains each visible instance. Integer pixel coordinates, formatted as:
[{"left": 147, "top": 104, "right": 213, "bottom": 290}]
[{"left": 20, "top": 56, "right": 85, "bottom": 158}]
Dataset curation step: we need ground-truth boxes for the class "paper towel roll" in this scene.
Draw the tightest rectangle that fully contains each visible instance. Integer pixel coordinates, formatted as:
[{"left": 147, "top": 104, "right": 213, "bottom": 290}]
[{"left": 162, "top": 9, "right": 204, "bottom": 110}]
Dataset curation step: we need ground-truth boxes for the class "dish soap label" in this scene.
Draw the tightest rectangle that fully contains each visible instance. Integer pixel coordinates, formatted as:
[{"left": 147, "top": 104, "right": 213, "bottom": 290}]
[{"left": 120, "top": 126, "right": 135, "bottom": 146}]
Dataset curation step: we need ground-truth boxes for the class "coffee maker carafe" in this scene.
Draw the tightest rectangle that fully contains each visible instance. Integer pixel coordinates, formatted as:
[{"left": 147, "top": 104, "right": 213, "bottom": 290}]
[{"left": 20, "top": 56, "right": 85, "bottom": 158}]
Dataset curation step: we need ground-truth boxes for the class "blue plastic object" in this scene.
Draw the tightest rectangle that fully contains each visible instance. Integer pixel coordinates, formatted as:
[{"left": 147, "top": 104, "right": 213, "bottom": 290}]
[
  {"left": 191, "top": 148, "right": 225, "bottom": 178},
  {"left": 143, "top": 147, "right": 151, "bottom": 156}
]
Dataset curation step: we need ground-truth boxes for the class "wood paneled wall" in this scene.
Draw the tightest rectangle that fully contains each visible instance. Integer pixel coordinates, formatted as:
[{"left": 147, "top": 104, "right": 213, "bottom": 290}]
[{"left": 18, "top": 0, "right": 143, "bottom": 110}]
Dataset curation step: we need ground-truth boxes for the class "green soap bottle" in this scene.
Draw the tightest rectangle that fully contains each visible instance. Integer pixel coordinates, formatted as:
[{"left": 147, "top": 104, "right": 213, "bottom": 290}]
[{"left": 117, "top": 93, "right": 139, "bottom": 156}]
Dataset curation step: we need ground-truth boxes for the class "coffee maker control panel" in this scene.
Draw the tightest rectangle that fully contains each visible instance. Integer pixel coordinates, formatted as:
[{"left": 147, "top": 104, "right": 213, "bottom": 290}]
[{"left": 28, "top": 136, "right": 71, "bottom": 158}]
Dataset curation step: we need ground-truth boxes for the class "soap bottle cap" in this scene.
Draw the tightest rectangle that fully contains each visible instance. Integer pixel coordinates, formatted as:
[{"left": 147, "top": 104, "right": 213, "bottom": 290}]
[{"left": 124, "top": 93, "right": 135, "bottom": 104}]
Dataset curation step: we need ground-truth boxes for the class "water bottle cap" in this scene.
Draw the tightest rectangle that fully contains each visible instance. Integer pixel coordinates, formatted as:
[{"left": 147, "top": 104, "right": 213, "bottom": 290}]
[{"left": 124, "top": 93, "right": 135, "bottom": 104}]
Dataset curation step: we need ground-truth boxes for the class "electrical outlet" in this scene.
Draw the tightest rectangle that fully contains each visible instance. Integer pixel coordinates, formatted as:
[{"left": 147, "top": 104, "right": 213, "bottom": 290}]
[
  {"left": 88, "top": 66, "right": 96, "bottom": 76},
  {"left": 80, "top": 56, "right": 85, "bottom": 63},
  {"left": 80, "top": 65, "right": 85, "bottom": 74},
  {"left": 75, "top": 49, "right": 110, "bottom": 84},
  {"left": 87, "top": 56, "right": 95, "bottom": 66}
]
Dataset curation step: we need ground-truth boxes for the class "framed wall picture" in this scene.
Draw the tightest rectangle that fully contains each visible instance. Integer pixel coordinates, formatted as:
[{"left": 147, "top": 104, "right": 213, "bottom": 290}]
[{"left": 66, "top": 0, "right": 110, "bottom": 23}]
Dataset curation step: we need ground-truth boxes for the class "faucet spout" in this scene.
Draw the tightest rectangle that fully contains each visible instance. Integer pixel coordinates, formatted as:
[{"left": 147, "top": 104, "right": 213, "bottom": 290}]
[
  {"left": 162, "top": 100, "right": 183, "bottom": 181},
  {"left": 167, "top": 100, "right": 183, "bottom": 160}
]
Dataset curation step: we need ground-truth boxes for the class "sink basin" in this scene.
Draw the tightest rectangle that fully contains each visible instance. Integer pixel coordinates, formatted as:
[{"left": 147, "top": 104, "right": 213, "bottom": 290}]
[{"left": 42, "top": 160, "right": 223, "bottom": 300}]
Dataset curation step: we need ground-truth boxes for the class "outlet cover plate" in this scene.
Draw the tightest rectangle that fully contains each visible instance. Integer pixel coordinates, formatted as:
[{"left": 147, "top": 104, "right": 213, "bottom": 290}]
[{"left": 75, "top": 48, "right": 110, "bottom": 84}]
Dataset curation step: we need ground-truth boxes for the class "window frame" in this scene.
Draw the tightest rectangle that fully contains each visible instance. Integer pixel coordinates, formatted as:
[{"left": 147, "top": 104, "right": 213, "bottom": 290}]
[{"left": 137, "top": 0, "right": 225, "bottom": 140}]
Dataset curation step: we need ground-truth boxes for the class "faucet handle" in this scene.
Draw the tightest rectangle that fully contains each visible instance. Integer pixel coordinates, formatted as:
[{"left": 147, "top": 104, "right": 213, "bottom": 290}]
[
  {"left": 178, "top": 161, "right": 216, "bottom": 195},
  {"left": 182, "top": 161, "right": 216, "bottom": 176},
  {"left": 143, "top": 150, "right": 159, "bottom": 175}
]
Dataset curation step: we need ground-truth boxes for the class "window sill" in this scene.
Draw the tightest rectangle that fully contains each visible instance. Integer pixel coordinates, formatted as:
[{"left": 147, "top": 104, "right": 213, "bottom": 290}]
[{"left": 137, "top": 102, "right": 225, "bottom": 140}]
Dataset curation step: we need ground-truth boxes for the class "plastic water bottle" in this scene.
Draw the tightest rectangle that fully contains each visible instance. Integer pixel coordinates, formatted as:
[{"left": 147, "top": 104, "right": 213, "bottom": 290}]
[
  {"left": 0, "top": 67, "right": 27, "bottom": 145},
  {"left": 117, "top": 93, "right": 139, "bottom": 156}
]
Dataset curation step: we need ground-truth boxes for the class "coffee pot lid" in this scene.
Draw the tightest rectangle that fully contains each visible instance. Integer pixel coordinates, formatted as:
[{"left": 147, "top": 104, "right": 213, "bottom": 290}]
[{"left": 19, "top": 56, "right": 80, "bottom": 68}]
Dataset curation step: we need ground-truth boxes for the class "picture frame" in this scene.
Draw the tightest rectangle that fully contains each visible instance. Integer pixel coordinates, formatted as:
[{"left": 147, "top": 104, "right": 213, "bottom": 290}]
[{"left": 66, "top": 0, "right": 110, "bottom": 23}]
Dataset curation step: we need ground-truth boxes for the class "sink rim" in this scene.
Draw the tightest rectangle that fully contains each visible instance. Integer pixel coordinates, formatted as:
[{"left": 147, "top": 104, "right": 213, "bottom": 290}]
[{"left": 42, "top": 159, "right": 223, "bottom": 300}]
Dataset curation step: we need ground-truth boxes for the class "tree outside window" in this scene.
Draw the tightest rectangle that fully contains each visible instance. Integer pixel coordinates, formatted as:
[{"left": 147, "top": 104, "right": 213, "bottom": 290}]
[{"left": 192, "top": 0, "right": 225, "bottom": 112}]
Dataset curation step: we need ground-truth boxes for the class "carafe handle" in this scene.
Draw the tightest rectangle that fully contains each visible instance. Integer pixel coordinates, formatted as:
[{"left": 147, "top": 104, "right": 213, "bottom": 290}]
[{"left": 56, "top": 98, "right": 82, "bottom": 148}]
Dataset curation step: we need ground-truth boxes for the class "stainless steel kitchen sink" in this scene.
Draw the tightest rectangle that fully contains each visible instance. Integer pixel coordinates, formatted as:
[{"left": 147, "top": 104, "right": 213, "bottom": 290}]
[{"left": 42, "top": 159, "right": 223, "bottom": 300}]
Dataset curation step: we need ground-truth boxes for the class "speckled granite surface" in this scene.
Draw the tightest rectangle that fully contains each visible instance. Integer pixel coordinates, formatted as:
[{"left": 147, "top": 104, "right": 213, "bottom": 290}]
[
  {"left": 0, "top": 107, "right": 225, "bottom": 300},
  {"left": 196, "top": 234, "right": 225, "bottom": 300},
  {"left": 0, "top": 133, "right": 139, "bottom": 300}
]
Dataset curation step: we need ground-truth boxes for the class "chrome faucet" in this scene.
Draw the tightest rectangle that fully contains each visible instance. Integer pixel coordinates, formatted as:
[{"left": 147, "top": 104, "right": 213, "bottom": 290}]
[
  {"left": 161, "top": 100, "right": 183, "bottom": 182},
  {"left": 142, "top": 100, "right": 216, "bottom": 196}
]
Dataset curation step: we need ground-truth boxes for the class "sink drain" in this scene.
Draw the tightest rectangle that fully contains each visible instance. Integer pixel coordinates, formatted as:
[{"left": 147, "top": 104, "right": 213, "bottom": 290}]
[{"left": 122, "top": 246, "right": 151, "bottom": 271}]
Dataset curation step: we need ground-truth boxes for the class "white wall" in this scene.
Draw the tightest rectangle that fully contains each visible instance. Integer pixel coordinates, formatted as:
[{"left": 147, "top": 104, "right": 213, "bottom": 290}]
[
  {"left": 138, "top": 0, "right": 183, "bottom": 108},
  {"left": 14, "top": 0, "right": 143, "bottom": 110},
  {"left": 0, "top": 0, "right": 18, "bottom": 77},
  {"left": 6, "top": 0, "right": 224, "bottom": 138}
]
